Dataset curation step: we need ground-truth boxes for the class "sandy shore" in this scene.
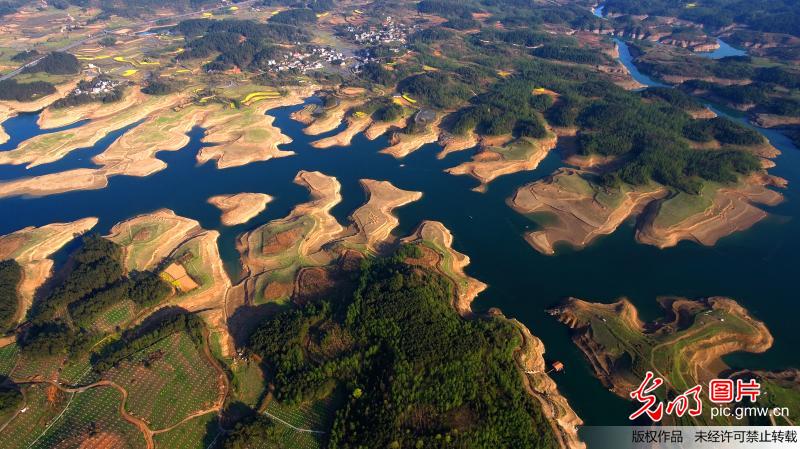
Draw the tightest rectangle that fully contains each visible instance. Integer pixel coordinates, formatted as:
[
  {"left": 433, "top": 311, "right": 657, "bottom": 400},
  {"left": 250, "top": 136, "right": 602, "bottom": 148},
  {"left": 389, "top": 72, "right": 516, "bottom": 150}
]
[
  {"left": 636, "top": 173, "right": 784, "bottom": 248},
  {"left": 106, "top": 208, "right": 201, "bottom": 271},
  {"left": 381, "top": 117, "right": 442, "bottom": 158},
  {"left": 197, "top": 90, "right": 310, "bottom": 169},
  {"left": 208, "top": 193, "right": 272, "bottom": 226},
  {"left": 0, "top": 110, "right": 11, "bottom": 145},
  {"left": 227, "top": 188, "right": 582, "bottom": 444},
  {"left": 0, "top": 168, "right": 111, "bottom": 198},
  {"left": 399, "top": 222, "right": 583, "bottom": 447},
  {"left": 310, "top": 115, "right": 372, "bottom": 149},
  {"left": 364, "top": 117, "right": 407, "bottom": 140},
  {"left": 294, "top": 98, "right": 365, "bottom": 136},
  {"left": 0, "top": 89, "right": 186, "bottom": 168},
  {"left": 36, "top": 86, "right": 146, "bottom": 129},
  {"left": 504, "top": 315, "right": 586, "bottom": 449},
  {"left": 752, "top": 113, "right": 800, "bottom": 128},
  {"left": 436, "top": 131, "right": 478, "bottom": 159},
  {"left": 235, "top": 171, "right": 343, "bottom": 302},
  {"left": 509, "top": 168, "right": 668, "bottom": 255},
  {"left": 0, "top": 79, "right": 81, "bottom": 144},
  {"left": 0, "top": 88, "right": 316, "bottom": 199},
  {"left": 447, "top": 134, "right": 558, "bottom": 190},
  {"left": 0, "top": 217, "right": 98, "bottom": 325},
  {"left": 336, "top": 179, "right": 422, "bottom": 251},
  {"left": 164, "top": 229, "right": 234, "bottom": 356}
]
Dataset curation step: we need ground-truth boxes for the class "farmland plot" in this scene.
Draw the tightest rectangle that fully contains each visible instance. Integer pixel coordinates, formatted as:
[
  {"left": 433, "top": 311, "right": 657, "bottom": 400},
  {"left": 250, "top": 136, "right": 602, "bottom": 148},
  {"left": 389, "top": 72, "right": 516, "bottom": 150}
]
[
  {"left": 153, "top": 412, "right": 219, "bottom": 449},
  {"left": 31, "top": 386, "right": 146, "bottom": 449},
  {"left": 105, "top": 331, "right": 219, "bottom": 430}
]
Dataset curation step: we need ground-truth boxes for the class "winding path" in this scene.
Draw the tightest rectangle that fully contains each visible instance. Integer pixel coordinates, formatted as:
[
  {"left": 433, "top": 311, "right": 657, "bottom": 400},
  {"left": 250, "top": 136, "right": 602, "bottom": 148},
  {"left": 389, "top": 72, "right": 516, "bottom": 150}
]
[{"left": 10, "top": 326, "right": 230, "bottom": 449}]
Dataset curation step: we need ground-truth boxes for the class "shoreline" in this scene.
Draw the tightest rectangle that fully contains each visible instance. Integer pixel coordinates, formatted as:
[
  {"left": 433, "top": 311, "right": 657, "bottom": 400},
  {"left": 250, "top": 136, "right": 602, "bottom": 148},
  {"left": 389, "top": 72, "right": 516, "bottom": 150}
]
[{"left": 208, "top": 193, "right": 272, "bottom": 226}]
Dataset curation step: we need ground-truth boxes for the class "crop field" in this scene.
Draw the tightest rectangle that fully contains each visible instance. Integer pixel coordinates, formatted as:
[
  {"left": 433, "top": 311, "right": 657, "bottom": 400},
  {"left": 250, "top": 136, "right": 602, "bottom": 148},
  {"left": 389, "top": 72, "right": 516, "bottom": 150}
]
[
  {"left": 171, "top": 238, "right": 213, "bottom": 296},
  {"left": 2, "top": 384, "right": 69, "bottom": 449},
  {"left": 0, "top": 343, "right": 19, "bottom": 376},
  {"left": 58, "top": 355, "right": 98, "bottom": 385},
  {"left": 153, "top": 412, "right": 219, "bottom": 449},
  {"left": 10, "top": 351, "right": 64, "bottom": 380},
  {"left": 105, "top": 331, "right": 219, "bottom": 430},
  {"left": 93, "top": 299, "right": 137, "bottom": 333},
  {"left": 31, "top": 386, "right": 146, "bottom": 449}
]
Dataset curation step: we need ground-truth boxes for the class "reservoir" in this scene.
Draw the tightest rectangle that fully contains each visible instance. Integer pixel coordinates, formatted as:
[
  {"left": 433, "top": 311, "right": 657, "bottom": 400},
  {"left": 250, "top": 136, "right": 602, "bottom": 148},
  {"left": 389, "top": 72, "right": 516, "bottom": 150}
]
[
  {"left": 1, "top": 52, "right": 799, "bottom": 429},
  {"left": 696, "top": 38, "right": 748, "bottom": 59}
]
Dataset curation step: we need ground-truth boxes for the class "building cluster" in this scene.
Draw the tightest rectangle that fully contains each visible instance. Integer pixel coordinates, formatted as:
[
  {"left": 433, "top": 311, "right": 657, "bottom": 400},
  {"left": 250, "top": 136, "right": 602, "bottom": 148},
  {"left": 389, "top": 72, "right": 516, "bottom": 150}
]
[
  {"left": 265, "top": 46, "right": 348, "bottom": 73},
  {"left": 71, "top": 76, "right": 123, "bottom": 96},
  {"left": 344, "top": 16, "right": 415, "bottom": 45}
]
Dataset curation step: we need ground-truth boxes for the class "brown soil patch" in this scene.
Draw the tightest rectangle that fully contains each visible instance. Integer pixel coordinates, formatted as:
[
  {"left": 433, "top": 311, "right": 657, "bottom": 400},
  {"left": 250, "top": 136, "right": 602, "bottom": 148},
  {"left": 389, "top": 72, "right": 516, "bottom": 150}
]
[
  {"left": 0, "top": 235, "right": 24, "bottom": 259},
  {"left": 261, "top": 227, "right": 303, "bottom": 255},
  {"left": 163, "top": 262, "right": 199, "bottom": 293},
  {"left": 132, "top": 228, "right": 152, "bottom": 242},
  {"left": 46, "top": 384, "right": 61, "bottom": 404},
  {"left": 294, "top": 266, "right": 336, "bottom": 304},
  {"left": 263, "top": 281, "right": 293, "bottom": 300},
  {"left": 77, "top": 432, "right": 125, "bottom": 449}
]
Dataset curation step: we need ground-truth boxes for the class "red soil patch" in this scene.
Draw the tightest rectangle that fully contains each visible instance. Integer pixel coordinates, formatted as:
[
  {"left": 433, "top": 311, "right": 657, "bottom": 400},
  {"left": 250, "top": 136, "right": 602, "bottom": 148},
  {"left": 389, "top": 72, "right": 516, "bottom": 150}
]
[
  {"left": 263, "top": 281, "right": 293, "bottom": 300},
  {"left": 261, "top": 227, "right": 303, "bottom": 255},
  {"left": 46, "top": 384, "right": 62, "bottom": 404},
  {"left": 295, "top": 267, "right": 336, "bottom": 303},
  {"left": 0, "top": 235, "right": 24, "bottom": 259},
  {"left": 77, "top": 432, "right": 126, "bottom": 449},
  {"left": 132, "top": 228, "right": 152, "bottom": 242}
]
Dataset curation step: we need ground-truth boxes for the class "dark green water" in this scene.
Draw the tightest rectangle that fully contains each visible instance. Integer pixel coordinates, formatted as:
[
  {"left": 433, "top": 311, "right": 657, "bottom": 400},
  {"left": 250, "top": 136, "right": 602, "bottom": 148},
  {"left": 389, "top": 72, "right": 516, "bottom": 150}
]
[{"left": 1, "top": 79, "right": 798, "bottom": 430}]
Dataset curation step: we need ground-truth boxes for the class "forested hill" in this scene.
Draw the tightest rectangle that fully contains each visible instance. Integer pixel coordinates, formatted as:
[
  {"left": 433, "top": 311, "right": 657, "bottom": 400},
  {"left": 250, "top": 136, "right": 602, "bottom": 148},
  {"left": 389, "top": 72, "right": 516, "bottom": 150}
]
[
  {"left": 242, "top": 247, "right": 557, "bottom": 449},
  {"left": 603, "top": 0, "right": 800, "bottom": 37}
]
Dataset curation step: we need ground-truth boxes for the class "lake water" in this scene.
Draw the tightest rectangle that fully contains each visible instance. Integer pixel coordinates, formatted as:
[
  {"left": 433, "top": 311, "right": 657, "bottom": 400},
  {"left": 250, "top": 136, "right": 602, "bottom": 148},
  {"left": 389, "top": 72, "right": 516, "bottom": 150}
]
[
  {"left": 696, "top": 38, "right": 748, "bottom": 59},
  {"left": 1, "top": 62, "right": 799, "bottom": 432},
  {"left": 593, "top": 3, "right": 748, "bottom": 60}
]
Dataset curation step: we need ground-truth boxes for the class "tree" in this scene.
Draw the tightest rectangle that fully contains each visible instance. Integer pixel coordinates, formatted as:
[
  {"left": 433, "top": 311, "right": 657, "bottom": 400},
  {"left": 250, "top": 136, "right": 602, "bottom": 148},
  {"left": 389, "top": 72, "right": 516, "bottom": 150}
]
[
  {"left": 223, "top": 415, "right": 287, "bottom": 449},
  {"left": 0, "top": 260, "right": 21, "bottom": 333}
]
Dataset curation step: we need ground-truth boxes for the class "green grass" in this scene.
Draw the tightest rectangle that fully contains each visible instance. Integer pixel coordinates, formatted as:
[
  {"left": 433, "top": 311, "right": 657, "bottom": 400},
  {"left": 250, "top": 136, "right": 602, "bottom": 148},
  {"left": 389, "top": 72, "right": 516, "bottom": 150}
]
[
  {"left": 759, "top": 379, "right": 800, "bottom": 425},
  {"left": 93, "top": 299, "right": 136, "bottom": 333},
  {"left": 653, "top": 183, "right": 717, "bottom": 228},
  {"left": 10, "top": 352, "right": 63, "bottom": 380},
  {"left": 58, "top": 355, "right": 97, "bottom": 385},
  {"left": 231, "top": 359, "right": 266, "bottom": 407},
  {"left": 173, "top": 239, "right": 214, "bottom": 297}
]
